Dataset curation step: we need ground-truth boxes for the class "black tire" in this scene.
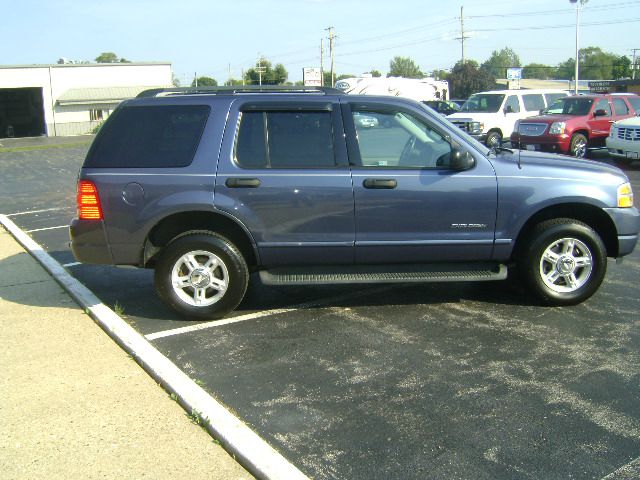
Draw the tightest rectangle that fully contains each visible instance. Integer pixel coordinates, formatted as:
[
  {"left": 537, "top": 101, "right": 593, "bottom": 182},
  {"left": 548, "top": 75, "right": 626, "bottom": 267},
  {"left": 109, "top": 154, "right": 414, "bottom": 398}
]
[
  {"left": 154, "top": 233, "right": 249, "bottom": 319},
  {"left": 486, "top": 130, "right": 502, "bottom": 148},
  {"left": 570, "top": 133, "right": 588, "bottom": 158},
  {"left": 518, "top": 219, "right": 607, "bottom": 306}
]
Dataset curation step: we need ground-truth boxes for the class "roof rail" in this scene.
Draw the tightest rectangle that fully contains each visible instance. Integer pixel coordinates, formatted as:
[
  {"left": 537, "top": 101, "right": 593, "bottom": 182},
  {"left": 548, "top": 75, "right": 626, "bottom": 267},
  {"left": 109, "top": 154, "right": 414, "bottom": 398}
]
[{"left": 136, "top": 85, "right": 344, "bottom": 98}]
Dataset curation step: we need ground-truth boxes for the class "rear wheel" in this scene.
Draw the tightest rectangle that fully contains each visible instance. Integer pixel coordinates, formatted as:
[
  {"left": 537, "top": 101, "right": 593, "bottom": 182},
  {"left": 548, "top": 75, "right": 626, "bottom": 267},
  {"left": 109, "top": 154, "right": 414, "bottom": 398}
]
[
  {"left": 570, "top": 133, "right": 588, "bottom": 158},
  {"left": 155, "top": 233, "right": 249, "bottom": 319},
  {"left": 518, "top": 219, "right": 607, "bottom": 306}
]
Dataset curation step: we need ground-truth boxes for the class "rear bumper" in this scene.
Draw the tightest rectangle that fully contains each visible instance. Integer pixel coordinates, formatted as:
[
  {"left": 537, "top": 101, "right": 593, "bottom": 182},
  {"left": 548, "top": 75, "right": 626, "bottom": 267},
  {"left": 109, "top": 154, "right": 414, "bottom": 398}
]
[
  {"left": 69, "top": 218, "right": 114, "bottom": 264},
  {"left": 603, "top": 207, "right": 640, "bottom": 257}
]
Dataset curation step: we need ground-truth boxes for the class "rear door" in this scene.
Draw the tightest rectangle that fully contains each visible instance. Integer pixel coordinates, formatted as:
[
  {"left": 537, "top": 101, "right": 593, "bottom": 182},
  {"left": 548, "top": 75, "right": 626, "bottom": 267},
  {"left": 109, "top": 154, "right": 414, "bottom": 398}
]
[
  {"left": 342, "top": 99, "right": 498, "bottom": 264},
  {"left": 215, "top": 97, "right": 355, "bottom": 266}
]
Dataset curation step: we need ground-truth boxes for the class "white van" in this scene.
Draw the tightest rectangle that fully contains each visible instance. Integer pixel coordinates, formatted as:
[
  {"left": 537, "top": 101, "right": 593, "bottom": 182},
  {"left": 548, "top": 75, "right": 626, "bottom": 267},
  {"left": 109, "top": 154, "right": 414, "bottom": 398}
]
[{"left": 447, "top": 89, "right": 568, "bottom": 147}]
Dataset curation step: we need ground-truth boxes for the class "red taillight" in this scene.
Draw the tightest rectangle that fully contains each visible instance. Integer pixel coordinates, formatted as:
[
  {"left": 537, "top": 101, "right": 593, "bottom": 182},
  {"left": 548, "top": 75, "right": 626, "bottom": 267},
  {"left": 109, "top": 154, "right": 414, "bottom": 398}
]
[{"left": 77, "top": 180, "right": 103, "bottom": 220}]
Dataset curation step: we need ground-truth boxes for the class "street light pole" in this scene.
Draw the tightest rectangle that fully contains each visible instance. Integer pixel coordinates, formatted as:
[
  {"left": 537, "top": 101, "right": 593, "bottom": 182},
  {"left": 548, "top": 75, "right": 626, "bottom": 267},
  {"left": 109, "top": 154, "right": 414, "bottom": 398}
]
[{"left": 570, "top": 0, "right": 588, "bottom": 95}]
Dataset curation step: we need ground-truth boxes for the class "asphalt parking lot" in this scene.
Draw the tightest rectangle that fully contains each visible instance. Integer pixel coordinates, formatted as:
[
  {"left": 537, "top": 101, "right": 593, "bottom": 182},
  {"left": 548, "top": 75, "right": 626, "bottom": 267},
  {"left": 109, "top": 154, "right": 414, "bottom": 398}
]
[{"left": 1, "top": 138, "right": 639, "bottom": 480}]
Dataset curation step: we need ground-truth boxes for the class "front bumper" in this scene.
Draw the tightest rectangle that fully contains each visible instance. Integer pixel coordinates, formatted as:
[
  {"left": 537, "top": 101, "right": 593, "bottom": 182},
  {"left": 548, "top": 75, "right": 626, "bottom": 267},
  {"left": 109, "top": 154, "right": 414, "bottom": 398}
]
[
  {"left": 606, "top": 137, "right": 640, "bottom": 161},
  {"left": 510, "top": 133, "right": 571, "bottom": 154},
  {"left": 603, "top": 207, "right": 640, "bottom": 257}
]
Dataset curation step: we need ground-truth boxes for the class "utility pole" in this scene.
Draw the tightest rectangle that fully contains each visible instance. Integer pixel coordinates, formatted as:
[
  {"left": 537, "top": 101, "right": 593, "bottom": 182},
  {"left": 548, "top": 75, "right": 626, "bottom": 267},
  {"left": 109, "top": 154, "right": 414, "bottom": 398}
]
[
  {"left": 320, "top": 38, "right": 325, "bottom": 86},
  {"left": 256, "top": 54, "right": 266, "bottom": 85},
  {"left": 632, "top": 48, "right": 639, "bottom": 80},
  {"left": 326, "top": 27, "right": 335, "bottom": 87},
  {"left": 194, "top": 72, "right": 198, "bottom": 87},
  {"left": 455, "top": 6, "right": 470, "bottom": 64}
]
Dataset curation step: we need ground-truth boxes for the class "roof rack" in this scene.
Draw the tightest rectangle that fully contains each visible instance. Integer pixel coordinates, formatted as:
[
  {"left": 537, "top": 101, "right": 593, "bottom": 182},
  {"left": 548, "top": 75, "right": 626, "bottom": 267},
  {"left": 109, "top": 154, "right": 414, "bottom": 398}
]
[{"left": 136, "top": 85, "right": 344, "bottom": 98}]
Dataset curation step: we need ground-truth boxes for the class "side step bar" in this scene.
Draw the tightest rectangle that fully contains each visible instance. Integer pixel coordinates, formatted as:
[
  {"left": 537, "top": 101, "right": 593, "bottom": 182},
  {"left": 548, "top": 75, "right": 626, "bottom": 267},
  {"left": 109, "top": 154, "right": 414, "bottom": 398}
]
[{"left": 259, "top": 263, "right": 508, "bottom": 286}]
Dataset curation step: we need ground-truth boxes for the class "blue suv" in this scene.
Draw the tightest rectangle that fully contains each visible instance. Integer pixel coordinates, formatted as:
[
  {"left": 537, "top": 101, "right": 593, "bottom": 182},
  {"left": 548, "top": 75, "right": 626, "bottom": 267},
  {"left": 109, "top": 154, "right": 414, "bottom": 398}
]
[{"left": 70, "top": 86, "right": 640, "bottom": 319}]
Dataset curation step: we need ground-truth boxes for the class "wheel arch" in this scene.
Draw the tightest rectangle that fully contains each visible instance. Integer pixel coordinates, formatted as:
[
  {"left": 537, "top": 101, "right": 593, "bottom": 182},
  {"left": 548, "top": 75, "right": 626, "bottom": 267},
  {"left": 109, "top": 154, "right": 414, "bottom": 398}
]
[
  {"left": 512, "top": 203, "right": 619, "bottom": 259},
  {"left": 143, "top": 210, "right": 259, "bottom": 268}
]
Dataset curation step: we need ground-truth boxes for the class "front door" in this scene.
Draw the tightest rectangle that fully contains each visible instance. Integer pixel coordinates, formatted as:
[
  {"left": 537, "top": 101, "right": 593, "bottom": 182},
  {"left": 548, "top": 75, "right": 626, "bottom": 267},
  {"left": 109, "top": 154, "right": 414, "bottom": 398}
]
[{"left": 343, "top": 100, "right": 498, "bottom": 264}]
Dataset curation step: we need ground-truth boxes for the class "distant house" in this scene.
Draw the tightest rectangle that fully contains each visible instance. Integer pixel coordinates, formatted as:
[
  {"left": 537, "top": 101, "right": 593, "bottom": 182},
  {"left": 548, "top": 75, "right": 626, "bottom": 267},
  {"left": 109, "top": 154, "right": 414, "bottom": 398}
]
[{"left": 0, "top": 62, "right": 172, "bottom": 138}]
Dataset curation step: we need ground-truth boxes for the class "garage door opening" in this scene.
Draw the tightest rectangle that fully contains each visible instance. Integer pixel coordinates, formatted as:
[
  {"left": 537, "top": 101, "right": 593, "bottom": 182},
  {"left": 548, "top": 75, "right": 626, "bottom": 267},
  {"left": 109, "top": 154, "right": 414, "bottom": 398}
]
[{"left": 0, "top": 88, "right": 46, "bottom": 138}]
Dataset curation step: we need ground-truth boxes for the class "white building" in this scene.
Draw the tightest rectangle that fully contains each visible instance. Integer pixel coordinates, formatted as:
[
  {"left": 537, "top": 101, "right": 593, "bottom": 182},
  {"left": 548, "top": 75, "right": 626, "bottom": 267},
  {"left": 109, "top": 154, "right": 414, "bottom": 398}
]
[{"left": 0, "top": 62, "right": 172, "bottom": 138}]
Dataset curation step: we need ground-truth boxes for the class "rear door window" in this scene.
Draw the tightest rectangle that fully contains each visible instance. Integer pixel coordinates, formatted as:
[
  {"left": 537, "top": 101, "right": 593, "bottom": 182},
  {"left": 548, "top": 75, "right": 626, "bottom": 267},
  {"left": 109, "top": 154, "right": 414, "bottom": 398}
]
[
  {"left": 235, "top": 110, "right": 335, "bottom": 168},
  {"left": 85, "top": 105, "right": 210, "bottom": 168},
  {"left": 613, "top": 98, "right": 629, "bottom": 116},
  {"left": 522, "top": 94, "right": 545, "bottom": 112}
]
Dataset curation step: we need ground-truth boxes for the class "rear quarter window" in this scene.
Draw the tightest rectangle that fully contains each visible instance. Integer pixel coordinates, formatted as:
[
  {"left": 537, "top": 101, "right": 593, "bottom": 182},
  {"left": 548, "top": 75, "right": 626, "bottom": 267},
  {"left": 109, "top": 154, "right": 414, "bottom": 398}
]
[
  {"left": 522, "top": 94, "right": 545, "bottom": 112},
  {"left": 85, "top": 105, "right": 210, "bottom": 168},
  {"left": 628, "top": 96, "right": 640, "bottom": 113}
]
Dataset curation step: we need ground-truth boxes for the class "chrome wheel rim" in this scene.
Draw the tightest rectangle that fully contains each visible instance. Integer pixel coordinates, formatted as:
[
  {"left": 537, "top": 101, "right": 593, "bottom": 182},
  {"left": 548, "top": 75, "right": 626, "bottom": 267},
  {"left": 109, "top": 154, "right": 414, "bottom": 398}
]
[
  {"left": 539, "top": 237, "right": 593, "bottom": 293},
  {"left": 488, "top": 133, "right": 501, "bottom": 148},
  {"left": 171, "top": 250, "right": 229, "bottom": 307},
  {"left": 572, "top": 137, "right": 587, "bottom": 158}
]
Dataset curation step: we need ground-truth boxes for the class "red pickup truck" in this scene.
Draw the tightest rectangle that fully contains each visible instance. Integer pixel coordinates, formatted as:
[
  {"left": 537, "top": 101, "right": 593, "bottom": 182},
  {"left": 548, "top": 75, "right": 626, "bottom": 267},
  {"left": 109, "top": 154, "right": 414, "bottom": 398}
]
[{"left": 511, "top": 94, "right": 639, "bottom": 158}]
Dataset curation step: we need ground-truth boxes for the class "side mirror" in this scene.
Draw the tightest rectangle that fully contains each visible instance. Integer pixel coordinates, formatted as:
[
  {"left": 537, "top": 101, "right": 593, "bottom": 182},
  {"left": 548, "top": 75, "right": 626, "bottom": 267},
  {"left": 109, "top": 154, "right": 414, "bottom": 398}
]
[
  {"left": 450, "top": 147, "right": 475, "bottom": 171},
  {"left": 504, "top": 106, "right": 514, "bottom": 115},
  {"left": 594, "top": 109, "right": 608, "bottom": 117}
]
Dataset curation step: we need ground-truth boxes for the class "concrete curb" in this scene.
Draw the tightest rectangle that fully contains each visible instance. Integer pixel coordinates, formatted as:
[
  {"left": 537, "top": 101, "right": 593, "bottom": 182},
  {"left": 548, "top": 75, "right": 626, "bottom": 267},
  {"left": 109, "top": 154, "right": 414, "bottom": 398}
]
[{"left": 0, "top": 214, "right": 309, "bottom": 480}]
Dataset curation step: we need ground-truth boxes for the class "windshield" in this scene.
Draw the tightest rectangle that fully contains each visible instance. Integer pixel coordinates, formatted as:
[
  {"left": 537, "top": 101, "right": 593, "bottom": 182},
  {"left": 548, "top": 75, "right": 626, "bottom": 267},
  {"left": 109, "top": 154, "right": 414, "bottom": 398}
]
[
  {"left": 546, "top": 97, "right": 594, "bottom": 115},
  {"left": 460, "top": 94, "right": 505, "bottom": 113}
]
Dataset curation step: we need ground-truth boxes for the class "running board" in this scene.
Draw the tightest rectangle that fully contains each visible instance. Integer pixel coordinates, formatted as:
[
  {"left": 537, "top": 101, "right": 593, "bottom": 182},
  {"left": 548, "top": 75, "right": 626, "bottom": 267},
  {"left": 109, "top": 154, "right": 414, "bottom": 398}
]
[{"left": 259, "top": 263, "right": 507, "bottom": 286}]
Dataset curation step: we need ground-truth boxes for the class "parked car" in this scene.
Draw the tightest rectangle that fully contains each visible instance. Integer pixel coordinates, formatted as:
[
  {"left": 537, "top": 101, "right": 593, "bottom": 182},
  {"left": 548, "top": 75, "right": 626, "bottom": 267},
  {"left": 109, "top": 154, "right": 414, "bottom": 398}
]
[
  {"left": 354, "top": 112, "right": 379, "bottom": 128},
  {"left": 70, "top": 86, "right": 639, "bottom": 319},
  {"left": 423, "top": 100, "right": 460, "bottom": 116},
  {"left": 511, "top": 94, "right": 639, "bottom": 158},
  {"left": 447, "top": 89, "right": 568, "bottom": 147},
  {"left": 607, "top": 113, "right": 640, "bottom": 164}
]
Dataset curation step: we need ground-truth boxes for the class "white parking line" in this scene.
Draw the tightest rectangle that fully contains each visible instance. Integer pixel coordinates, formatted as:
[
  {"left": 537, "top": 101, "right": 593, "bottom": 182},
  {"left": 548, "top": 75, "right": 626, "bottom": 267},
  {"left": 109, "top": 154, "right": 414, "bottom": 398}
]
[
  {"left": 6, "top": 207, "right": 70, "bottom": 217},
  {"left": 145, "top": 285, "right": 395, "bottom": 341},
  {"left": 25, "top": 225, "right": 68, "bottom": 233},
  {"left": 0, "top": 214, "right": 309, "bottom": 480},
  {"left": 62, "top": 262, "right": 82, "bottom": 268}
]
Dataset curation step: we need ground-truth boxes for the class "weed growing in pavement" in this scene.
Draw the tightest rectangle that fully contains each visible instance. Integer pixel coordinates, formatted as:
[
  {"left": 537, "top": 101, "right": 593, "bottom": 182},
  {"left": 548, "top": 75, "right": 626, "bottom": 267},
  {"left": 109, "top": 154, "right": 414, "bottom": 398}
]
[
  {"left": 113, "top": 301, "right": 125, "bottom": 316},
  {"left": 188, "top": 409, "right": 207, "bottom": 429}
]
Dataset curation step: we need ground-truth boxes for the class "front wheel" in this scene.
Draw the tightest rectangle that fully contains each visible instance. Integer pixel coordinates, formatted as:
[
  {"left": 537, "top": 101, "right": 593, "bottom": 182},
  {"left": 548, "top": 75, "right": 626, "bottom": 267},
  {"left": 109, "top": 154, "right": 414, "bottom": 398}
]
[
  {"left": 518, "top": 219, "right": 607, "bottom": 306},
  {"left": 486, "top": 130, "right": 502, "bottom": 148},
  {"left": 155, "top": 233, "right": 249, "bottom": 319},
  {"left": 570, "top": 133, "right": 588, "bottom": 158}
]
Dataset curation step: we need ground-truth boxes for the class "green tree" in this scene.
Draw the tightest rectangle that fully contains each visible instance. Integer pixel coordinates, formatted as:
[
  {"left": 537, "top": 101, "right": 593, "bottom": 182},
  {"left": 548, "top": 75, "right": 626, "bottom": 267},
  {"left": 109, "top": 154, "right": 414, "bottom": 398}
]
[
  {"left": 557, "top": 47, "right": 632, "bottom": 80},
  {"left": 191, "top": 76, "right": 217, "bottom": 87},
  {"left": 172, "top": 75, "right": 181, "bottom": 87},
  {"left": 95, "top": 52, "right": 118, "bottom": 63},
  {"left": 224, "top": 78, "right": 245, "bottom": 86},
  {"left": 244, "top": 58, "right": 288, "bottom": 85},
  {"left": 480, "top": 47, "right": 521, "bottom": 77},
  {"left": 430, "top": 69, "right": 449, "bottom": 80},
  {"left": 522, "top": 63, "right": 555, "bottom": 80},
  {"left": 388, "top": 56, "right": 423, "bottom": 78},
  {"left": 447, "top": 60, "right": 495, "bottom": 98},
  {"left": 367, "top": 69, "right": 382, "bottom": 77},
  {"left": 612, "top": 55, "right": 631, "bottom": 79},
  {"left": 322, "top": 71, "right": 353, "bottom": 86}
]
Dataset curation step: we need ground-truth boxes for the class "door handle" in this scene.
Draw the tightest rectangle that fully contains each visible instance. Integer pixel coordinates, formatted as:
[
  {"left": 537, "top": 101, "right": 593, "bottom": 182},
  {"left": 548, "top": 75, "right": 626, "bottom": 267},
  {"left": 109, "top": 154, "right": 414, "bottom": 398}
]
[
  {"left": 363, "top": 178, "right": 397, "bottom": 189},
  {"left": 225, "top": 178, "right": 261, "bottom": 188}
]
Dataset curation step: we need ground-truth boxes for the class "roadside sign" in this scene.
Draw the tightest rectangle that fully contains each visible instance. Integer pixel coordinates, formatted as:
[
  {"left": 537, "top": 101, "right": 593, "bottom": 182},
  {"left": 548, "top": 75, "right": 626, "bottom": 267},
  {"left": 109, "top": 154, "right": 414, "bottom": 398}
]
[
  {"left": 506, "top": 67, "right": 522, "bottom": 81},
  {"left": 303, "top": 67, "right": 322, "bottom": 86},
  {"left": 589, "top": 80, "right": 612, "bottom": 93}
]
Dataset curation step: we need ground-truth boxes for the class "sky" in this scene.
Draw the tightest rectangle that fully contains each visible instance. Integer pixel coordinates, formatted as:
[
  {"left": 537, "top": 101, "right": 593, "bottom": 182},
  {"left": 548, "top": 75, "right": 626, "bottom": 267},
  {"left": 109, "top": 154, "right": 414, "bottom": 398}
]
[{"left": 2, "top": 0, "right": 639, "bottom": 84}]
